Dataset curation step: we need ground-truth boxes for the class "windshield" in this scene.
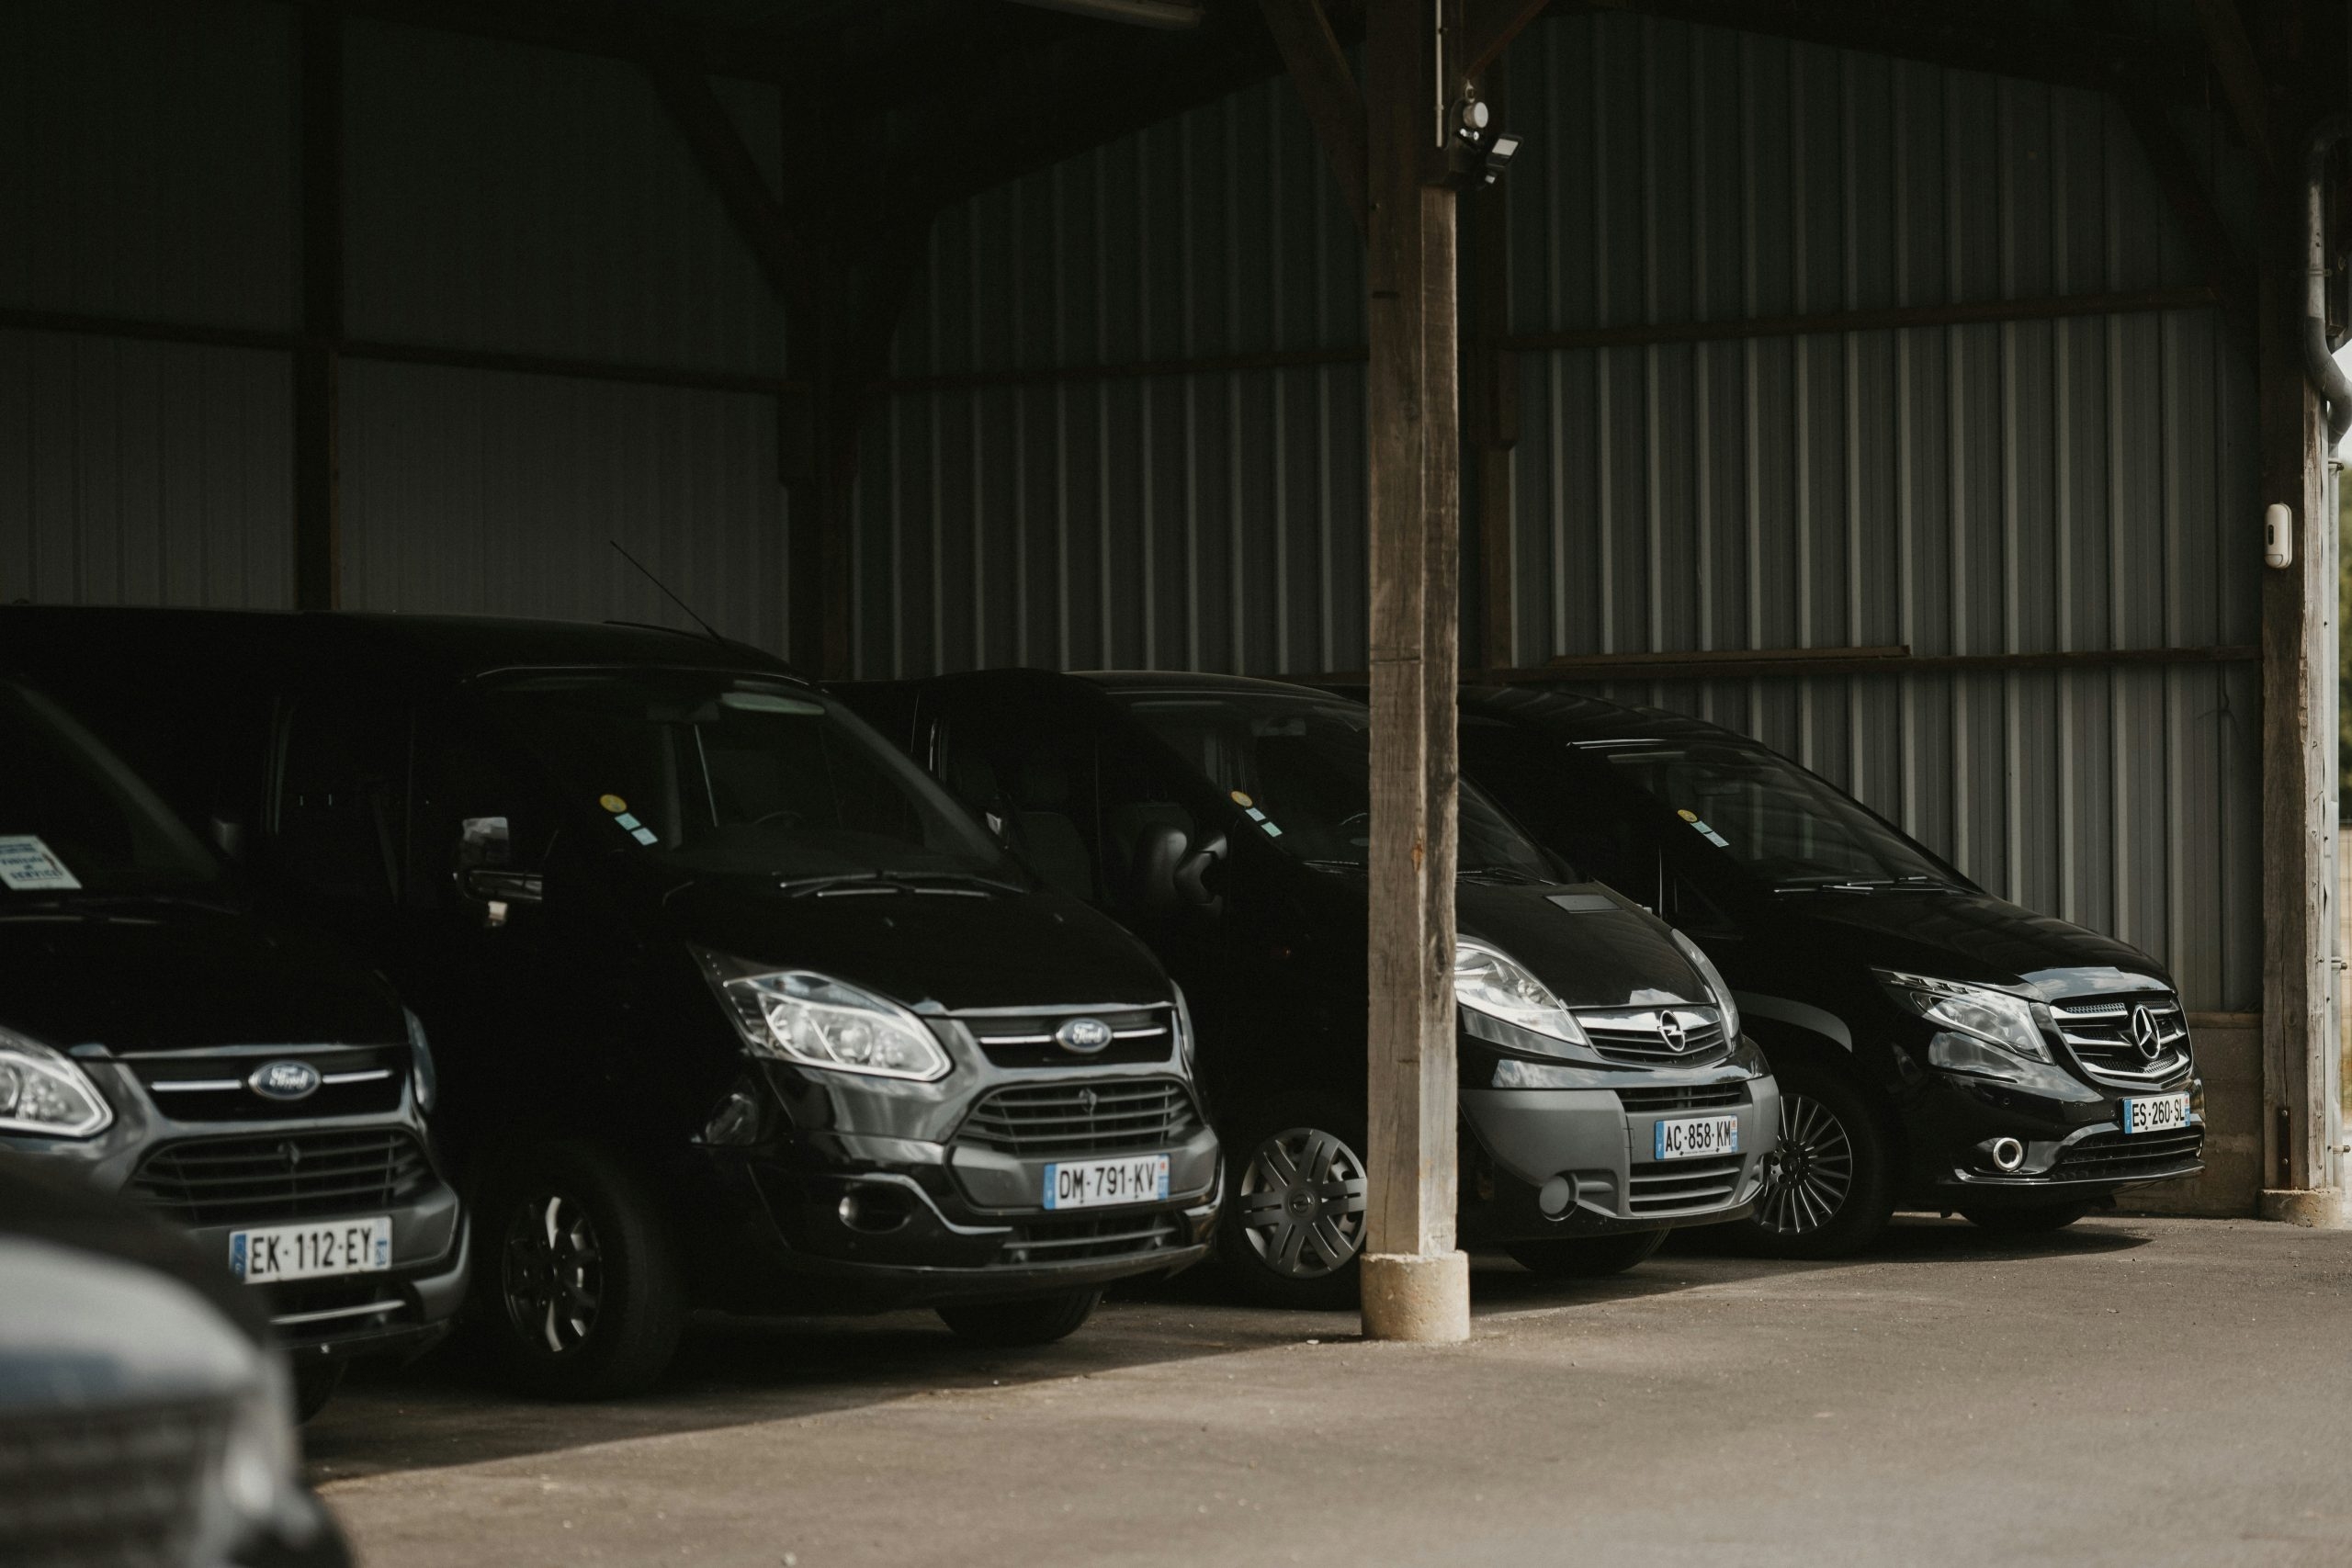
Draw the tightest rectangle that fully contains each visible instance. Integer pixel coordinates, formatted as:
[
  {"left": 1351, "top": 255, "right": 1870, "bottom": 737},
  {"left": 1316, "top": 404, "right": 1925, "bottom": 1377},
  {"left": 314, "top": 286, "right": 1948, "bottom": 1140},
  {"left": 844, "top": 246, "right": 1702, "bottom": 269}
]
[
  {"left": 482, "top": 671, "right": 1021, "bottom": 884},
  {"left": 1598, "top": 741, "right": 1953, "bottom": 889},
  {"left": 1115, "top": 690, "right": 1555, "bottom": 881},
  {"left": 0, "top": 682, "right": 220, "bottom": 899}
]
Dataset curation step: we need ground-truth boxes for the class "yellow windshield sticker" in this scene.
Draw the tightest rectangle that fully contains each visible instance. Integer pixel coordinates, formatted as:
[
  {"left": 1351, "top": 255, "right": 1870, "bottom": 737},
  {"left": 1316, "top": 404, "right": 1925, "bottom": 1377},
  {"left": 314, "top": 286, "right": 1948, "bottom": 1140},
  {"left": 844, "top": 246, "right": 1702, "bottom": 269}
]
[
  {"left": 600, "top": 794, "right": 628, "bottom": 814},
  {"left": 1230, "top": 789, "right": 1254, "bottom": 807}
]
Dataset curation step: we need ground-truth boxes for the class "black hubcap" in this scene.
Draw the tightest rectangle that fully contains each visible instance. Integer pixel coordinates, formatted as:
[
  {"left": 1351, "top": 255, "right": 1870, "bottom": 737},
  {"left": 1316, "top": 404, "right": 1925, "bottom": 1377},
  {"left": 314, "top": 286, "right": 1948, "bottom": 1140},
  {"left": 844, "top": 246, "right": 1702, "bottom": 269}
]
[
  {"left": 501, "top": 1192, "right": 605, "bottom": 1355},
  {"left": 1236, "top": 1126, "right": 1369, "bottom": 1280}
]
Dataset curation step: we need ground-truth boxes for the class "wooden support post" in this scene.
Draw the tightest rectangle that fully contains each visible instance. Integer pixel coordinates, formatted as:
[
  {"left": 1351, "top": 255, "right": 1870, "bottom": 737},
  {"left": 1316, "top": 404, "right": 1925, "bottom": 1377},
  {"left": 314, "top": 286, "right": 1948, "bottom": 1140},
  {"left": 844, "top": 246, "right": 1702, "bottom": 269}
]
[
  {"left": 1359, "top": 0, "right": 1470, "bottom": 1342},
  {"left": 1465, "top": 72, "right": 1517, "bottom": 675},
  {"left": 293, "top": 6, "right": 343, "bottom": 613},
  {"left": 2256, "top": 159, "right": 2342, "bottom": 1219}
]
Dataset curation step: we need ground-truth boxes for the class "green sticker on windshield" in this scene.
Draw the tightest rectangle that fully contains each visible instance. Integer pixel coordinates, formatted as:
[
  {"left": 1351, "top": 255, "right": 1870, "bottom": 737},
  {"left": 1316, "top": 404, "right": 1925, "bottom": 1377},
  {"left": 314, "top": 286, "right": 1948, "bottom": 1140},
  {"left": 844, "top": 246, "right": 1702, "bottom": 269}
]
[{"left": 1685, "top": 817, "right": 1732, "bottom": 849}]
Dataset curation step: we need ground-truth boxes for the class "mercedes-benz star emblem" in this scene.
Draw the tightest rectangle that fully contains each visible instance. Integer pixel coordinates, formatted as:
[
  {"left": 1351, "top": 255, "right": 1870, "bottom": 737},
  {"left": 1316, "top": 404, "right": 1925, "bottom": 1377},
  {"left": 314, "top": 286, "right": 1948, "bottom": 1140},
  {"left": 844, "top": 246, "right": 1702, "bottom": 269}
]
[
  {"left": 1657, "top": 1012, "right": 1690, "bottom": 1054},
  {"left": 1056, "top": 1017, "right": 1114, "bottom": 1055},
  {"left": 249, "top": 1059, "right": 322, "bottom": 1101},
  {"left": 2130, "top": 1005, "right": 2165, "bottom": 1062}
]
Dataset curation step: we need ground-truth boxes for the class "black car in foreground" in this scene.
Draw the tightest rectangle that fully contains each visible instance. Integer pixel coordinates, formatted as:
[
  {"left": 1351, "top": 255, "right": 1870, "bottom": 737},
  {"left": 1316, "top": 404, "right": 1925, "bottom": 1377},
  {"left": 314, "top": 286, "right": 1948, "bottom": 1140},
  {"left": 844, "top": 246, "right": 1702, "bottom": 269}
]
[
  {"left": 841, "top": 670, "right": 1781, "bottom": 1307},
  {"left": 1453, "top": 686, "right": 2204, "bottom": 1255},
  {"left": 0, "top": 1154, "right": 349, "bottom": 1568},
  {"left": 2, "top": 610, "right": 1219, "bottom": 1395},
  {"left": 0, "top": 677, "right": 466, "bottom": 1418}
]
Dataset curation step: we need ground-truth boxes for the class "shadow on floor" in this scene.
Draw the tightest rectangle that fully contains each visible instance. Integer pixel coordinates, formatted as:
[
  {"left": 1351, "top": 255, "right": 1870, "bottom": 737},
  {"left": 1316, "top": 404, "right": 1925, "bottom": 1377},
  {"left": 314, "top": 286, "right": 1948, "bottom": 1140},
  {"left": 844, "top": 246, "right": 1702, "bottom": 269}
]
[{"left": 306, "top": 1213, "right": 2155, "bottom": 1484}]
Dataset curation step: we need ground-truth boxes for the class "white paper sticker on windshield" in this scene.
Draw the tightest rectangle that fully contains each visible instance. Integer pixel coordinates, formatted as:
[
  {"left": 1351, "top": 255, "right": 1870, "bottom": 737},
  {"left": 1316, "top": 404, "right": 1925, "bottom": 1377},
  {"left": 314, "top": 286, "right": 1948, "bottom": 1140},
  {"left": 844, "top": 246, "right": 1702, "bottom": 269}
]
[{"left": 0, "top": 835, "right": 82, "bottom": 891}]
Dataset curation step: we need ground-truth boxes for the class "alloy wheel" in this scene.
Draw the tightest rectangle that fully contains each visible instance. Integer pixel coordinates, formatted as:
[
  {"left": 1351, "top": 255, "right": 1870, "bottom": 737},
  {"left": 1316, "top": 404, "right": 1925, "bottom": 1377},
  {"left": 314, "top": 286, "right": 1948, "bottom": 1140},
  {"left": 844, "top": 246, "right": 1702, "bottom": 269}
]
[
  {"left": 502, "top": 1192, "right": 605, "bottom": 1356},
  {"left": 1236, "top": 1126, "right": 1369, "bottom": 1280},
  {"left": 1757, "top": 1093, "right": 1856, "bottom": 1235}
]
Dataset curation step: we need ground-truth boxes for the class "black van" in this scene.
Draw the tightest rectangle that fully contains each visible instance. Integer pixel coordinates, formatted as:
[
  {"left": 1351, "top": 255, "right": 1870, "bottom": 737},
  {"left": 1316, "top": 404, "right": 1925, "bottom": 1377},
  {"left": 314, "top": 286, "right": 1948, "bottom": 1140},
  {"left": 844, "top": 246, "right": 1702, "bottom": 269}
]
[
  {"left": 838, "top": 670, "right": 1781, "bottom": 1307},
  {"left": 0, "top": 676, "right": 465, "bottom": 1419},
  {"left": 1453, "top": 686, "right": 2204, "bottom": 1256},
  {"left": 1, "top": 610, "right": 1220, "bottom": 1395}
]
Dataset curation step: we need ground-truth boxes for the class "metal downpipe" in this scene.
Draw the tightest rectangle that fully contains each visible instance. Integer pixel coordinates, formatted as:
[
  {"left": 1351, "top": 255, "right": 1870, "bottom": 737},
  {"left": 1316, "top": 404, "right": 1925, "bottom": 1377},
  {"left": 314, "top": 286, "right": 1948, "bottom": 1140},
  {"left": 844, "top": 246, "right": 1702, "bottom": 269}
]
[{"left": 2304, "top": 117, "right": 2352, "bottom": 446}]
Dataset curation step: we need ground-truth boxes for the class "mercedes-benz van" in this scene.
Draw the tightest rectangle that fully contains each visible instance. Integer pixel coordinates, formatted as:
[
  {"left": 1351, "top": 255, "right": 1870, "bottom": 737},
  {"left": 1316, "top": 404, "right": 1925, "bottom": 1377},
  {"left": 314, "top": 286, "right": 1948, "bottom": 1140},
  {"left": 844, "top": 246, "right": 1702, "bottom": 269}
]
[
  {"left": 1453, "top": 685, "right": 2204, "bottom": 1257},
  {"left": 839, "top": 670, "right": 1781, "bottom": 1307},
  {"left": 0, "top": 611, "right": 1220, "bottom": 1395},
  {"left": 0, "top": 676, "right": 465, "bottom": 1419}
]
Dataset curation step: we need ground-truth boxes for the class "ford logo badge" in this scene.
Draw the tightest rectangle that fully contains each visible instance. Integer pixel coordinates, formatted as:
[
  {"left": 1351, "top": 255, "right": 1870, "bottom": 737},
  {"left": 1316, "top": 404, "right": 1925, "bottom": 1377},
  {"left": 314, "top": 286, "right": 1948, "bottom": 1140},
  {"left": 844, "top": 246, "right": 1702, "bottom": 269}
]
[
  {"left": 249, "top": 1060, "right": 322, "bottom": 1101},
  {"left": 1056, "top": 1018, "right": 1114, "bottom": 1055}
]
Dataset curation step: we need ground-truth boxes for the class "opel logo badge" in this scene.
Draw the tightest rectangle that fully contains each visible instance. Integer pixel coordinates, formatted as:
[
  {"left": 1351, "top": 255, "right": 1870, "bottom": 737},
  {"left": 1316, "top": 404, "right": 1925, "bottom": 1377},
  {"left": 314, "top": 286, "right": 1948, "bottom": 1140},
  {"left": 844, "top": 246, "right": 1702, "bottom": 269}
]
[
  {"left": 249, "top": 1060, "right": 322, "bottom": 1101},
  {"left": 2130, "top": 1005, "right": 2165, "bottom": 1062},
  {"left": 1056, "top": 1017, "right": 1114, "bottom": 1055},
  {"left": 1657, "top": 1012, "right": 1690, "bottom": 1054}
]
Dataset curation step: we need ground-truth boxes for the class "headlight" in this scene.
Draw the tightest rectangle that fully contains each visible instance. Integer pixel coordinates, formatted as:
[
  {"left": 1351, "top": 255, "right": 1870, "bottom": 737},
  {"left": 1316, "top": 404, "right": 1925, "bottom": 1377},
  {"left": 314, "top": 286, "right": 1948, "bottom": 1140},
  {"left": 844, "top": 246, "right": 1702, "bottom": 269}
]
[
  {"left": 404, "top": 1009, "right": 438, "bottom": 1115},
  {"left": 1453, "top": 939, "right": 1586, "bottom": 1049},
  {"left": 0, "top": 1028, "right": 113, "bottom": 1138},
  {"left": 1170, "top": 981, "right": 1197, "bottom": 1075},
  {"left": 1875, "top": 969, "right": 2050, "bottom": 1063},
  {"left": 1669, "top": 930, "right": 1740, "bottom": 1040},
  {"left": 713, "top": 966, "right": 951, "bottom": 1081}
]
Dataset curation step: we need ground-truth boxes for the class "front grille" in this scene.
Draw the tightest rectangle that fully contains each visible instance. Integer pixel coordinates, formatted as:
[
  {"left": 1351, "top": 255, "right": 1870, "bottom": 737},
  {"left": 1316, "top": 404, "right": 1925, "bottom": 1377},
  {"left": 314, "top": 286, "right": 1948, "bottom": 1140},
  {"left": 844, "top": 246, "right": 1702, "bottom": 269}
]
[
  {"left": 1577, "top": 1006, "right": 1730, "bottom": 1066},
  {"left": 956, "top": 1006, "right": 1176, "bottom": 1068},
  {"left": 957, "top": 1078, "right": 1198, "bottom": 1157},
  {"left": 129, "top": 1043, "right": 410, "bottom": 1122},
  {"left": 1002, "top": 1212, "right": 1183, "bottom": 1265},
  {"left": 0, "top": 1395, "right": 227, "bottom": 1568},
  {"left": 1627, "top": 1154, "right": 1746, "bottom": 1214},
  {"left": 1618, "top": 1082, "right": 1747, "bottom": 1114},
  {"left": 2051, "top": 995, "right": 2193, "bottom": 1088},
  {"left": 129, "top": 1127, "right": 435, "bottom": 1227},
  {"left": 2056, "top": 1125, "right": 2205, "bottom": 1179}
]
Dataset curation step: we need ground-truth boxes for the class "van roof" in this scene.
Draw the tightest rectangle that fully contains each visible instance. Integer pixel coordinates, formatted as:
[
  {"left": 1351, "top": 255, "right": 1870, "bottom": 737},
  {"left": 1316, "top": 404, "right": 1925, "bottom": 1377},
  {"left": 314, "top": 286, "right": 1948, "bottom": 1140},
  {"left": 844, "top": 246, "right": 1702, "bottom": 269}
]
[
  {"left": 1458, "top": 684, "right": 1755, "bottom": 747},
  {"left": 0, "top": 605, "right": 799, "bottom": 685}
]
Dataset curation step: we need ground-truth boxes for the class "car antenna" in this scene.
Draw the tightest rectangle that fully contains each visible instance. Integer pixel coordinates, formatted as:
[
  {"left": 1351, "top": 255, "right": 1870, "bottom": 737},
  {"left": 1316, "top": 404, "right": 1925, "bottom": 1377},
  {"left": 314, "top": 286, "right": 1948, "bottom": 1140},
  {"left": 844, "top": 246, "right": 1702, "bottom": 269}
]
[{"left": 608, "top": 540, "right": 726, "bottom": 647}]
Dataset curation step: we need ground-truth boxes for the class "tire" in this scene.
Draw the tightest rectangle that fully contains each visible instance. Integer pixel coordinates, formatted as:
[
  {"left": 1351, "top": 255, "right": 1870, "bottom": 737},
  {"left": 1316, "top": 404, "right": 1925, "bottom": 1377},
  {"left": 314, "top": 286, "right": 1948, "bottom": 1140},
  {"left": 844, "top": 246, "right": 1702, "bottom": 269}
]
[
  {"left": 1214, "top": 1096, "right": 1371, "bottom": 1311},
  {"left": 479, "top": 1142, "right": 685, "bottom": 1399},
  {"left": 291, "top": 1358, "right": 345, "bottom": 1424},
  {"left": 1962, "top": 1201, "right": 2092, "bottom": 1235},
  {"left": 1506, "top": 1228, "right": 1668, "bottom": 1280},
  {"left": 1735, "top": 1060, "right": 1894, "bottom": 1259},
  {"left": 936, "top": 1289, "right": 1102, "bottom": 1347}
]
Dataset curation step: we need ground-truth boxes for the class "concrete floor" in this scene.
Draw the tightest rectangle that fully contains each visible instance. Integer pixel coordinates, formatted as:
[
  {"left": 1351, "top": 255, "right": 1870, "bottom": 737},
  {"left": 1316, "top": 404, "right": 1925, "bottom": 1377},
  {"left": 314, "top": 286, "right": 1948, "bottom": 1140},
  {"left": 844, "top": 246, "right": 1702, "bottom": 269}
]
[{"left": 310, "top": 1215, "right": 2352, "bottom": 1568}]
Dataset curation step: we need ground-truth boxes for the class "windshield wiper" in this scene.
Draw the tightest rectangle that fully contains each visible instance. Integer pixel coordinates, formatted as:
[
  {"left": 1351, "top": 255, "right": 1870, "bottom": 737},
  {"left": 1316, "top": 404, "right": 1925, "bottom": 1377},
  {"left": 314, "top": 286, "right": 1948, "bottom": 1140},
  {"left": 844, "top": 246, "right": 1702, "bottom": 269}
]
[
  {"left": 775, "top": 869, "right": 1031, "bottom": 898},
  {"left": 1459, "top": 863, "right": 1545, "bottom": 886},
  {"left": 1776, "top": 875, "right": 1961, "bottom": 894}
]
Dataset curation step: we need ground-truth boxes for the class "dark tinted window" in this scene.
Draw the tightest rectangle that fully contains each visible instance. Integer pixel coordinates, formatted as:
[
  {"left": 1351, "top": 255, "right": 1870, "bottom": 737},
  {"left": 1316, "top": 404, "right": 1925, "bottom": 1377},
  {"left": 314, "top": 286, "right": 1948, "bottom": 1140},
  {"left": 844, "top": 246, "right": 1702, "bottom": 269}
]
[
  {"left": 275, "top": 698, "right": 408, "bottom": 907},
  {"left": 0, "top": 682, "right": 219, "bottom": 899}
]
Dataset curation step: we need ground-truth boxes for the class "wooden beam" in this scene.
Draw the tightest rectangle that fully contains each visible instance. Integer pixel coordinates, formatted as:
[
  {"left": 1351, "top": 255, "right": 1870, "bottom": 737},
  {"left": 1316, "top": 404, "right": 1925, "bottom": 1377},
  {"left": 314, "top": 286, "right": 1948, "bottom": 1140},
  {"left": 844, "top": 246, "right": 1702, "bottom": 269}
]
[
  {"left": 641, "top": 51, "right": 819, "bottom": 317},
  {"left": 2191, "top": 0, "right": 2277, "bottom": 174},
  {"left": 2256, "top": 153, "right": 2335, "bottom": 1201},
  {"left": 1465, "top": 72, "right": 1517, "bottom": 673},
  {"left": 1463, "top": 0, "right": 1551, "bottom": 77},
  {"left": 1256, "top": 0, "right": 1371, "bottom": 236},
  {"left": 1360, "top": 0, "right": 1469, "bottom": 1342},
  {"left": 293, "top": 6, "right": 343, "bottom": 614},
  {"left": 2113, "top": 89, "right": 2256, "bottom": 342}
]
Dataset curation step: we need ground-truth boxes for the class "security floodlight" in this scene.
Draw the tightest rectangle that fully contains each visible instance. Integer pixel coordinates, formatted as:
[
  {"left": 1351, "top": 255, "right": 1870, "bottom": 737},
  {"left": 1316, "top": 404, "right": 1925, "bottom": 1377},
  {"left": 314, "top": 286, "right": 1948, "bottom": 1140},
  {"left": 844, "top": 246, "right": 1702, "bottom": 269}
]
[{"left": 1482, "top": 131, "right": 1523, "bottom": 186}]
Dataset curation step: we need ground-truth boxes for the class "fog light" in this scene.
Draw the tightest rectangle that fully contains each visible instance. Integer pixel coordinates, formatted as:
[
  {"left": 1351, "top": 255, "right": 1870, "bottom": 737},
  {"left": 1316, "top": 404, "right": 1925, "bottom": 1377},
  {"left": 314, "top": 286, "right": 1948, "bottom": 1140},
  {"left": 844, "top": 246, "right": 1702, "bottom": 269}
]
[
  {"left": 1988, "top": 1136, "right": 2026, "bottom": 1173},
  {"left": 1537, "top": 1174, "right": 1575, "bottom": 1218},
  {"left": 837, "top": 1187, "right": 912, "bottom": 1234}
]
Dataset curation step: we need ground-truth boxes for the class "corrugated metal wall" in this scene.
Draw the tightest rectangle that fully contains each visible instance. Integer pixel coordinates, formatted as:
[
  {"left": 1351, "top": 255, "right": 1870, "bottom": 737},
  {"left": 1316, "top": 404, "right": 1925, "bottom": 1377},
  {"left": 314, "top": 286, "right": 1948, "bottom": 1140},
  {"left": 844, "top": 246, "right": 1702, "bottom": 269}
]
[
  {"left": 861, "top": 10, "right": 2263, "bottom": 1010},
  {"left": 0, "top": 0, "right": 793, "bottom": 642}
]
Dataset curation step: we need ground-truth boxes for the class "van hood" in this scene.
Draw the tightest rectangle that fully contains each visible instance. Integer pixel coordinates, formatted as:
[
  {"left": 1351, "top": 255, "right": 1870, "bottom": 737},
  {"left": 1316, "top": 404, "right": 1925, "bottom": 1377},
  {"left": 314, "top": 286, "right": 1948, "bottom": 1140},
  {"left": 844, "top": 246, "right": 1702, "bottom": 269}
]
[
  {"left": 659, "top": 879, "right": 1173, "bottom": 1013},
  {"left": 0, "top": 903, "right": 405, "bottom": 1055},
  {"left": 1771, "top": 886, "right": 2169, "bottom": 998},
  {"left": 1457, "top": 880, "right": 1713, "bottom": 1010}
]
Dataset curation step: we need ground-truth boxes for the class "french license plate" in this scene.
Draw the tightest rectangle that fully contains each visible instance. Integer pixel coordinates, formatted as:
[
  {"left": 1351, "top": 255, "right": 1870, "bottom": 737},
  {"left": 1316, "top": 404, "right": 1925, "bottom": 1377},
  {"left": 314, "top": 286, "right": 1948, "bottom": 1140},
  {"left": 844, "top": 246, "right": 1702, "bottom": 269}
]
[
  {"left": 2120, "top": 1092, "right": 2190, "bottom": 1135},
  {"left": 230, "top": 1216, "right": 391, "bottom": 1283},
  {"left": 1654, "top": 1115, "right": 1741, "bottom": 1161},
  {"left": 1043, "top": 1155, "right": 1170, "bottom": 1211}
]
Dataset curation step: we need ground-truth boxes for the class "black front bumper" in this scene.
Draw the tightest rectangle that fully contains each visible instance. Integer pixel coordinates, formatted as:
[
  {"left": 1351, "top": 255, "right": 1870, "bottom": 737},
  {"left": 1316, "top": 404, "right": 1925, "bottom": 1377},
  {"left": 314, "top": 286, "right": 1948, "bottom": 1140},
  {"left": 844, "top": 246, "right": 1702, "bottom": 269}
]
[
  {"left": 682, "top": 1122, "right": 1224, "bottom": 1314},
  {"left": 1905, "top": 1065, "right": 2205, "bottom": 1207}
]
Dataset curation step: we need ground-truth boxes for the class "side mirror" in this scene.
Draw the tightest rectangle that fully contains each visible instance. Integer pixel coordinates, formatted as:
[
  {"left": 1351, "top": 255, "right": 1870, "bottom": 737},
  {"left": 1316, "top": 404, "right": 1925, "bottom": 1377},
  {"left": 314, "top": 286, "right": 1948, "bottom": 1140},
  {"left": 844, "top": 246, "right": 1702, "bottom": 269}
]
[
  {"left": 455, "top": 816, "right": 540, "bottom": 924},
  {"left": 208, "top": 812, "right": 248, "bottom": 864}
]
